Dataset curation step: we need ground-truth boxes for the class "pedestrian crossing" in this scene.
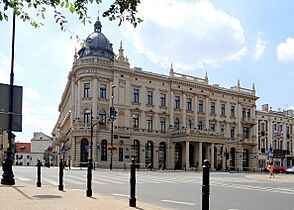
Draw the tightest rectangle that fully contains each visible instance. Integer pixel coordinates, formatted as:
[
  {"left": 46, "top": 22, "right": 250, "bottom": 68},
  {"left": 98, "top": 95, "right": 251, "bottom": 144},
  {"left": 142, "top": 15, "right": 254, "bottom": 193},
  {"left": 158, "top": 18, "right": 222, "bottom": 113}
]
[
  {"left": 211, "top": 181, "right": 294, "bottom": 195},
  {"left": 14, "top": 171, "right": 294, "bottom": 195}
]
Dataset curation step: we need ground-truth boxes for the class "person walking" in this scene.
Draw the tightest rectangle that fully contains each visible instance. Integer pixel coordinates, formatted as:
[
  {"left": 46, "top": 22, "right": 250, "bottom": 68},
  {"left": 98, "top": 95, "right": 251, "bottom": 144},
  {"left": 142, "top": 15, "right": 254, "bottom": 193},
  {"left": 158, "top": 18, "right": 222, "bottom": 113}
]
[{"left": 267, "top": 163, "right": 274, "bottom": 178}]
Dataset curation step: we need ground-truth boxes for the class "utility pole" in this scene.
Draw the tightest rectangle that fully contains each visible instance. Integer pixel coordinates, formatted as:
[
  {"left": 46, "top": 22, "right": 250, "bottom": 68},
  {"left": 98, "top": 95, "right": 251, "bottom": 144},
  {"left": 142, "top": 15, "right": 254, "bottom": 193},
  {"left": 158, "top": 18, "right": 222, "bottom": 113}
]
[{"left": 1, "top": 12, "right": 16, "bottom": 185}]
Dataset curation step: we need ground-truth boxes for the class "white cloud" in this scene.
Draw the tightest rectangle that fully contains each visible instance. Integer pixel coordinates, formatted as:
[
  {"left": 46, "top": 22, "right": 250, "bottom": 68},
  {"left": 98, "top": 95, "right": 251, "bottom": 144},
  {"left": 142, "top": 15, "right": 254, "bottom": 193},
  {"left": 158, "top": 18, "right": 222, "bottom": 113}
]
[
  {"left": 277, "top": 38, "right": 294, "bottom": 62},
  {"left": 254, "top": 37, "right": 267, "bottom": 61},
  {"left": 122, "top": 0, "right": 246, "bottom": 70},
  {"left": 0, "top": 51, "right": 23, "bottom": 84},
  {"left": 24, "top": 87, "right": 41, "bottom": 100}
]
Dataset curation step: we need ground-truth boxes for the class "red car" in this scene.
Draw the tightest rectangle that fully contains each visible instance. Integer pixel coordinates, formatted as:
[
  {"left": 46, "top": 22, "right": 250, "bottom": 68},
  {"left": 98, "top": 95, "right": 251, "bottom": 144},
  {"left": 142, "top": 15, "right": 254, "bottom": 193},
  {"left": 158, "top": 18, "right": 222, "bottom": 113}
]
[{"left": 264, "top": 166, "right": 286, "bottom": 173}]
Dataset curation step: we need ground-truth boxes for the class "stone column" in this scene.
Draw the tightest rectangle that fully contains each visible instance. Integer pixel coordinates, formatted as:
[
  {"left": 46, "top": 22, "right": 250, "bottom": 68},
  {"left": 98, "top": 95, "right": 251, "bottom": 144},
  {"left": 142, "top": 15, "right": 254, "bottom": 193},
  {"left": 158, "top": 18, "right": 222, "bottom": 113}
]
[
  {"left": 183, "top": 93, "right": 187, "bottom": 128},
  {"left": 211, "top": 143, "right": 215, "bottom": 170},
  {"left": 198, "top": 142, "right": 202, "bottom": 170},
  {"left": 205, "top": 97, "right": 209, "bottom": 130},
  {"left": 194, "top": 95, "right": 198, "bottom": 129},
  {"left": 186, "top": 141, "right": 189, "bottom": 169},
  {"left": 70, "top": 78, "right": 75, "bottom": 127},
  {"left": 170, "top": 90, "right": 174, "bottom": 127},
  {"left": 77, "top": 80, "right": 81, "bottom": 119},
  {"left": 92, "top": 78, "right": 98, "bottom": 118},
  {"left": 222, "top": 145, "right": 226, "bottom": 171}
]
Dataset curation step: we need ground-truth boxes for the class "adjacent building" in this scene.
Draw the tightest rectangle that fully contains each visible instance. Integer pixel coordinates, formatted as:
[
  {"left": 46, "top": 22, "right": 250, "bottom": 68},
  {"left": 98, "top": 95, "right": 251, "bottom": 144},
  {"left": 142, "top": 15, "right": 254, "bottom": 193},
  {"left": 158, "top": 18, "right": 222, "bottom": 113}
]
[
  {"left": 15, "top": 142, "right": 31, "bottom": 166},
  {"left": 256, "top": 104, "right": 294, "bottom": 169},
  {"left": 31, "top": 132, "right": 53, "bottom": 166},
  {"left": 52, "top": 18, "right": 259, "bottom": 171}
]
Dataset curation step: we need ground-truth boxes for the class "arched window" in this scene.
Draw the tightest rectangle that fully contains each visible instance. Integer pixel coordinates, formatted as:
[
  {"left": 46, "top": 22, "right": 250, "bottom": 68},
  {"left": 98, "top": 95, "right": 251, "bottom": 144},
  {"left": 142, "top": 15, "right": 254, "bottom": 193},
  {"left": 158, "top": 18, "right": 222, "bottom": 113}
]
[
  {"left": 175, "top": 143, "right": 182, "bottom": 169},
  {"left": 132, "top": 140, "right": 140, "bottom": 163},
  {"left": 158, "top": 142, "right": 167, "bottom": 169},
  {"left": 84, "top": 109, "right": 91, "bottom": 124},
  {"left": 243, "top": 149, "right": 249, "bottom": 170},
  {"left": 101, "top": 140, "right": 107, "bottom": 161},
  {"left": 230, "top": 148, "right": 236, "bottom": 170},
  {"left": 99, "top": 109, "right": 106, "bottom": 125},
  {"left": 174, "top": 118, "right": 180, "bottom": 130},
  {"left": 80, "top": 138, "right": 89, "bottom": 166},
  {"left": 145, "top": 141, "right": 153, "bottom": 168}
]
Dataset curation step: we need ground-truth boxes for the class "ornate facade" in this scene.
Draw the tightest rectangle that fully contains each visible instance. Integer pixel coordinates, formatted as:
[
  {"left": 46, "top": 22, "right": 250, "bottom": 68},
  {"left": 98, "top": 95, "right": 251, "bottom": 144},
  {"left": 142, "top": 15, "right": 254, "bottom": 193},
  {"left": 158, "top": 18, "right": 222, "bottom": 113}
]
[
  {"left": 52, "top": 19, "right": 259, "bottom": 171},
  {"left": 256, "top": 104, "right": 294, "bottom": 169}
]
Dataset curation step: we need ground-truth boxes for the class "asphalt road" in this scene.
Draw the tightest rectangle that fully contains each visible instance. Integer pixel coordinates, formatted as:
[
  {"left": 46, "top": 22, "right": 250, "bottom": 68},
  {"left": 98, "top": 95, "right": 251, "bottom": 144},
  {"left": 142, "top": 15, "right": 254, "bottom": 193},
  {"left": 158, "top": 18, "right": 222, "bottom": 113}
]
[{"left": 12, "top": 166, "right": 294, "bottom": 210}]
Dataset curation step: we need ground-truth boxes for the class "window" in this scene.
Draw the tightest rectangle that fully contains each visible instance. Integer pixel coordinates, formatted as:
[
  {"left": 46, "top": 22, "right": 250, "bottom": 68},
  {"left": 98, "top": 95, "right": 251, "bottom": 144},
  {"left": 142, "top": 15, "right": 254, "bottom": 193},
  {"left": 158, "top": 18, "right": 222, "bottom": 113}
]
[
  {"left": 242, "top": 108, "right": 246, "bottom": 119},
  {"left": 246, "top": 109, "right": 251, "bottom": 119},
  {"left": 187, "top": 98, "right": 192, "bottom": 111},
  {"left": 230, "top": 126, "right": 235, "bottom": 139},
  {"left": 133, "top": 114, "right": 139, "bottom": 129},
  {"left": 174, "top": 118, "right": 180, "bottom": 130},
  {"left": 101, "top": 140, "right": 107, "bottom": 161},
  {"left": 230, "top": 105, "right": 235, "bottom": 117},
  {"left": 146, "top": 116, "right": 153, "bottom": 131},
  {"left": 188, "top": 120, "right": 192, "bottom": 129},
  {"left": 84, "top": 109, "right": 91, "bottom": 124},
  {"left": 133, "top": 88, "right": 139, "bottom": 103},
  {"left": 220, "top": 124, "right": 225, "bottom": 133},
  {"left": 221, "top": 103, "right": 226, "bottom": 116},
  {"left": 198, "top": 121, "right": 203, "bottom": 130},
  {"left": 175, "top": 96, "right": 180, "bottom": 109},
  {"left": 198, "top": 100, "right": 203, "bottom": 112},
  {"left": 100, "top": 84, "right": 107, "bottom": 98},
  {"left": 160, "top": 117, "right": 166, "bottom": 132},
  {"left": 99, "top": 110, "right": 106, "bottom": 125},
  {"left": 147, "top": 91, "right": 153, "bottom": 105},
  {"left": 83, "top": 83, "right": 90, "bottom": 98},
  {"left": 210, "top": 123, "right": 215, "bottom": 131},
  {"left": 243, "top": 127, "right": 250, "bottom": 139},
  {"left": 160, "top": 93, "right": 166, "bottom": 107},
  {"left": 210, "top": 102, "right": 215, "bottom": 114}
]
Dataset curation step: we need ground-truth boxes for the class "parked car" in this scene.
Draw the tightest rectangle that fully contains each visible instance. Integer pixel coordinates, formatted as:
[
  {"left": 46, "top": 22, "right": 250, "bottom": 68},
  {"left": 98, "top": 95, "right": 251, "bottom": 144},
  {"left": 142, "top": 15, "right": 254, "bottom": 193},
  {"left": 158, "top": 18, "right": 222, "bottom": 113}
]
[
  {"left": 285, "top": 166, "right": 294, "bottom": 174},
  {"left": 264, "top": 166, "right": 286, "bottom": 173}
]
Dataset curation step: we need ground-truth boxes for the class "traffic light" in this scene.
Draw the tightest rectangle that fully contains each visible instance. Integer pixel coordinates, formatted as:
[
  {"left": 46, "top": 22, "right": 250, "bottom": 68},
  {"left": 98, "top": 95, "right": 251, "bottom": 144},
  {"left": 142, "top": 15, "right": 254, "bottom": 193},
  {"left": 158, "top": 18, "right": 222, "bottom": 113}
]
[{"left": 110, "top": 107, "right": 117, "bottom": 120}]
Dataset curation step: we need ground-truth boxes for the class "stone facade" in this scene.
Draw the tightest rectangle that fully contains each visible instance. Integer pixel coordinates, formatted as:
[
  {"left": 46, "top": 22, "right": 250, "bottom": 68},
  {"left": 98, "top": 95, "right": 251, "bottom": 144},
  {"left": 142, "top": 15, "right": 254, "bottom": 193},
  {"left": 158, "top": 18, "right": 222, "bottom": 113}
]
[
  {"left": 52, "top": 20, "right": 259, "bottom": 171},
  {"left": 256, "top": 104, "right": 294, "bottom": 169},
  {"left": 30, "top": 132, "right": 53, "bottom": 166}
]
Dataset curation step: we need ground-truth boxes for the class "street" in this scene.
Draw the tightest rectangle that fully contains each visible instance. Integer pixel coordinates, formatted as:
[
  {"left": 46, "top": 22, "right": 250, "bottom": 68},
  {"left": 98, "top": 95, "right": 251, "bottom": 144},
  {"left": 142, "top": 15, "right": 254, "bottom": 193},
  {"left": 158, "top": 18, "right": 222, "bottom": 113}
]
[{"left": 13, "top": 166, "right": 294, "bottom": 210}]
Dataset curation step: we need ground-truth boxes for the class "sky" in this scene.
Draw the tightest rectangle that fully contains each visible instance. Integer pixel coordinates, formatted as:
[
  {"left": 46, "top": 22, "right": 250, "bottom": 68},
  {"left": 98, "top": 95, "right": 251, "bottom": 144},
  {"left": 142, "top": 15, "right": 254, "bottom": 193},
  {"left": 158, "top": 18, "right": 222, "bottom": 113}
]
[{"left": 1, "top": 0, "right": 294, "bottom": 142}]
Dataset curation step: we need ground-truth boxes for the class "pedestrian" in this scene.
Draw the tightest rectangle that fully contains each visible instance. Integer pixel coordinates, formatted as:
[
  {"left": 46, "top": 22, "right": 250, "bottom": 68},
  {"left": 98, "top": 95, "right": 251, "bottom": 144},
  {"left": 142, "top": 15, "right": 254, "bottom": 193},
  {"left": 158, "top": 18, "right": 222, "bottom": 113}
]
[{"left": 267, "top": 164, "right": 274, "bottom": 178}]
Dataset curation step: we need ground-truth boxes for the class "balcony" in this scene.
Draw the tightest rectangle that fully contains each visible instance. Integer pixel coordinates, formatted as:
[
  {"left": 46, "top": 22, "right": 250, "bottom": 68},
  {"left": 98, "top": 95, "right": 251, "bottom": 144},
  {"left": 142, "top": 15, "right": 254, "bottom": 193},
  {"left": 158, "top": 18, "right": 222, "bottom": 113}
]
[
  {"left": 273, "top": 149, "right": 290, "bottom": 158},
  {"left": 241, "top": 118, "right": 256, "bottom": 125}
]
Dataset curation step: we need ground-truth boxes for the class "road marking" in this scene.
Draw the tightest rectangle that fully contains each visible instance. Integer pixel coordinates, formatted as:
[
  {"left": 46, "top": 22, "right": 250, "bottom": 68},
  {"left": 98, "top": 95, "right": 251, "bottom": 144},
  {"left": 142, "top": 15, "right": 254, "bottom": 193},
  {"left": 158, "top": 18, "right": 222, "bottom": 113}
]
[
  {"left": 42, "top": 178, "right": 57, "bottom": 185},
  {"left": 112, "top": 193, "right": 130, "bottom": 197},
  {"left": 161, "top": 199, "right": 195, "bottom": 206},
  {"left": 16, "top": 176, "right": 31, "bottom": 181}
]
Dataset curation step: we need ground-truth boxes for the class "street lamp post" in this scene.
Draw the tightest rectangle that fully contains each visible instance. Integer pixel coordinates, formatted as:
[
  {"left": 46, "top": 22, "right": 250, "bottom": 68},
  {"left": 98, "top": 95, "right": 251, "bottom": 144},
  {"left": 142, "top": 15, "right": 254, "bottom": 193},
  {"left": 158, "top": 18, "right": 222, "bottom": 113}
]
[
  {"left": 86, "top": 109, "right": 94, "bottom": 197},
  {"left": 110, "top": 85, "right": 116, "bottom": 171},
  {"left": 1, "top": 12, "right": 16, "bottom": 185},
  {"left": 87, "top": 109, "right": 107, "bottom": 197}
]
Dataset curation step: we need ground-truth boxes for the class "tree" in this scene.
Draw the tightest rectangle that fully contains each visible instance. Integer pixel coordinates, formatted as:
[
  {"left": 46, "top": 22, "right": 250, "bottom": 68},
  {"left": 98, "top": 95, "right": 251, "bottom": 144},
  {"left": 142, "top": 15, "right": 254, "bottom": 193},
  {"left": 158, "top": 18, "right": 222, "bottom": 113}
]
[{"left": 0, "top": 0, "right": 142, "bottom": 30}]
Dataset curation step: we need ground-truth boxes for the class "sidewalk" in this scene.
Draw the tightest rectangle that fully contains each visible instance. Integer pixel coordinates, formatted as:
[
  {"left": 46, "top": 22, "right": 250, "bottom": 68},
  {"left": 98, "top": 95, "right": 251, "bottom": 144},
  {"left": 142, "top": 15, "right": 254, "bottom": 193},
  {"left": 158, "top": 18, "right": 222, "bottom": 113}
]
[
  {"left": 0, "top": 181, "right": 167, "bottom": 210},
  {"left": 246, "top": 173, "right": 294, "bottom": 183}
]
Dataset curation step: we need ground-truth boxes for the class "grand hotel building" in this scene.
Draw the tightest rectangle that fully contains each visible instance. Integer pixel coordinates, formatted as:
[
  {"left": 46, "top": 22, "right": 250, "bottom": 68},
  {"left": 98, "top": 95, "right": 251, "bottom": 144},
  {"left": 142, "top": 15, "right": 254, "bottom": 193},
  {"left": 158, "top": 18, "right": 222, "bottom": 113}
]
[{"left": 52, "top": 18, "right": 259, "bottom": 171}]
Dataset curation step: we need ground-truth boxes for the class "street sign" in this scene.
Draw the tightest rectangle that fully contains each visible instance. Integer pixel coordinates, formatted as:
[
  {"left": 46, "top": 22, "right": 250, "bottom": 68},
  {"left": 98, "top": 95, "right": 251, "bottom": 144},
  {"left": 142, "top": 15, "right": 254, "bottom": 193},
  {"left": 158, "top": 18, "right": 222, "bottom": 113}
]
[{"left": 0, "top": 83, "right": 23, "bottom": 131}]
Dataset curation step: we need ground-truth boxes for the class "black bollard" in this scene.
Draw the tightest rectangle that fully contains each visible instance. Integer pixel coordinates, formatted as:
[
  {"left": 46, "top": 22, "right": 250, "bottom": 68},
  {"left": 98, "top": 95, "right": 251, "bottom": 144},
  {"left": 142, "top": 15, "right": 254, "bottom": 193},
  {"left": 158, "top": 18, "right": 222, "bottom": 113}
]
[
  {"left": 129, "top": 158, "right": 136, "bottom": 207},
  {"left": 58, "top": 158, "right": 64, "bottom": 191},
  {"left": 202, "top": 159, "right": 210, "bottom": 210},
  {"left": 36, "top": 160, "right": 41, "bottom": 187},
  {"left": 86, "top": 159, "right": 93, "bottom": 197}
]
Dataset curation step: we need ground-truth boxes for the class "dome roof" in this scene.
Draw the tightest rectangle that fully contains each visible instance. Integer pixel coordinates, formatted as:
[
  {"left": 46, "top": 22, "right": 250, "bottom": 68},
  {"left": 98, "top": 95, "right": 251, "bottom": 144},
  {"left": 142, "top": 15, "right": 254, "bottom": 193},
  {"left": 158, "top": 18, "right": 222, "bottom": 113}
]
[{"left": 78, "top": 18, "right": 115, "bottom": 60}]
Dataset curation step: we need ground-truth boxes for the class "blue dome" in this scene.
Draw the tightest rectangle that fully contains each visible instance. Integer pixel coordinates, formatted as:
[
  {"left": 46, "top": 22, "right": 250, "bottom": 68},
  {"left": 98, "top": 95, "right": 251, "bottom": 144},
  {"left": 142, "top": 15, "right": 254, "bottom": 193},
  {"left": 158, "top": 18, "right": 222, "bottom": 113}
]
[{"left": 78, "top": 18, "right": 115, "bottom": 60}]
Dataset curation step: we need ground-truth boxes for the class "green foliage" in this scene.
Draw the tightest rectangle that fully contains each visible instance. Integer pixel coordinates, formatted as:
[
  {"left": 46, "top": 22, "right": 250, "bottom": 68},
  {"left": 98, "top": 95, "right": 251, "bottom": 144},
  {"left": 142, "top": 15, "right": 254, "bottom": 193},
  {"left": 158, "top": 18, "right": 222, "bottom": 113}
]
[{"left": 0, "top": 0, "right": 142, "bottom": 30}]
